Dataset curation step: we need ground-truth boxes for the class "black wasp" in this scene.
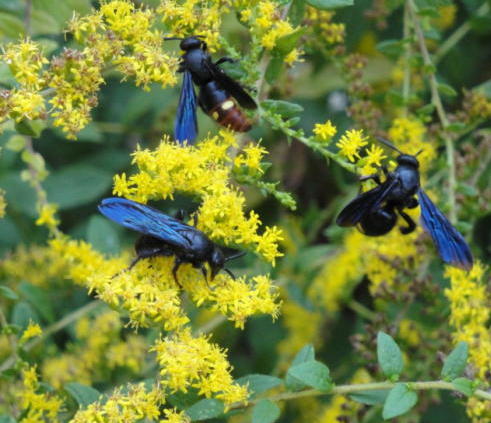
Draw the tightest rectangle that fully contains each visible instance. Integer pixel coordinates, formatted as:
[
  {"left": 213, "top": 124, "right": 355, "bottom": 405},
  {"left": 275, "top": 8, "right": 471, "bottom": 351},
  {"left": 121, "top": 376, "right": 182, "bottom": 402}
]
[
  {"left": 336, "top": 138, "right": 473, "bottom": 270},
  {"left": 168, "top": 36, "right": 257, "bottom": 143},
  {"left": 98, "top": 197, "right": 244, "bottom": 286}
]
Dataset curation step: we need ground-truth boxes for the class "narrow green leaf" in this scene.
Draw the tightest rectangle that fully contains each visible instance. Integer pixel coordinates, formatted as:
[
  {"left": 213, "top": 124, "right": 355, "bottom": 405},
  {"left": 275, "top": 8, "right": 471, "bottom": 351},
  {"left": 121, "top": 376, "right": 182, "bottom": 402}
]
[
  {"left": 349, "top": 389, "right": 389, "bottom": 405},
  {"left": 0, "top": 285, "right": 18, "bottom": 301},
  {"left": 417, "top": 104, "right": 435, "bottom": 115},
  {"left": 306, "top": 0, "right": 354, "bottom": 10},
  {"left": 382, "top": 384, "right": 418, "bottom": 420},
  {"left": 452, "top": 377, "right": 474, "bottom": 396},
  {"left": 252, "top": 399, "right": 281, "bottom": 423},
  {"left": 438, "top": 83, "right": 458, "bottom": 97},
  {"left": 447, "top": 122, "right": 467, "bottom": 132},
  {"left": 236, "top": 374, "right": 282, "bottom": 397},
  {"left": 186, "top": 399, "right": 225, "bottom": 421},
  {"left": 441, "top": 342, "right": 469, "bottom": 380},
  {"left": 286, "top": 360, "right": 332, "bottom": 392},
  {"left": 265, "top": 54, "right": 284, "bottom": 85},
  {"left": 377, "top": 332, "right": 404, "bottom": 380},
  {"left": 260, "top": 100, "right": 304, "bottom": 117},
  {"left": 0, "top": 12, "right": 25, "bottom": 38},
  {"left": 289, "top": 0, "right": 306, "bottom": 26},
  {"left": 275, "top": 28, "right": 306, "bottom": 56},
  {"left": 14, "top": 119, "right": 46, "bottom": 138},
  {"left": 64, "top": 382, "right": 101, "bottom": 409},
  {"left": 376, "top": 40, "right": 405, "bottom": 59}
]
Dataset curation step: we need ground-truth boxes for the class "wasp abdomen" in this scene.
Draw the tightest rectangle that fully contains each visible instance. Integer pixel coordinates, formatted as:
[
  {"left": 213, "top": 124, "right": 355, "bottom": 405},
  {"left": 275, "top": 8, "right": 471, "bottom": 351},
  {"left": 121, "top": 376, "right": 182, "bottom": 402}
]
[{"left": 209, "top": 99, "right": 252, "bottom": 132}]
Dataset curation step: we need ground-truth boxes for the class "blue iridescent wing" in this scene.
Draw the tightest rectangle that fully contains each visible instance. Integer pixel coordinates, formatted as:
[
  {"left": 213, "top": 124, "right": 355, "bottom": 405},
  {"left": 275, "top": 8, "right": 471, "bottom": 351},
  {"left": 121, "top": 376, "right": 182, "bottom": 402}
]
[
  {"left": 337, "top": 178, "right": 398, "bottom": 227},
  {"left": 418, "top": 189, "right": 473, "bottom": 270},
  {"left": 174, "top": 71, "right": 198, "bottom": 144},
  {"left": 98, "top": 197, "right": 193, "bottom": 250}
]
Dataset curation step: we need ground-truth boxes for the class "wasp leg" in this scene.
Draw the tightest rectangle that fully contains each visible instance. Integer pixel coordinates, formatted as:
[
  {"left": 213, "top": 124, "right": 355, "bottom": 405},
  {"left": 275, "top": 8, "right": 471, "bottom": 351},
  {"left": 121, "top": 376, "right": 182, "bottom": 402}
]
[
  {"left": 406, "top": 197, "right": 419, "bottom": 209},
  {"left": 397, "top": 208, "right": 416, "bottom": 234},
  {"left": 215, "top": 56, "right": 237, "bottom": 66},
  {"left": 172, "top": 258, "right": 183, "bottom": 288}
]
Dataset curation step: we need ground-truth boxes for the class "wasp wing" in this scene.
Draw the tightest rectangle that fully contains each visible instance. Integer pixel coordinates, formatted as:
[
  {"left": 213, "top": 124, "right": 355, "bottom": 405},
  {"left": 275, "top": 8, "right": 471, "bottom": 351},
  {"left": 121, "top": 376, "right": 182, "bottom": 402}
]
[
  {"left": 206, "top": 61, "right": 257, "bottom": 110},
  {"left": 336, "top": 178, "right": 399, "bottom": 227},
  {"left": 174, "top": 71, "right": 198, "bottom": 144},
  {"left": 418, "top": 189, "right": 473, "bottom": 270},
  {"left": 98, "top": 197, "right": 193, "bottom": 250}
]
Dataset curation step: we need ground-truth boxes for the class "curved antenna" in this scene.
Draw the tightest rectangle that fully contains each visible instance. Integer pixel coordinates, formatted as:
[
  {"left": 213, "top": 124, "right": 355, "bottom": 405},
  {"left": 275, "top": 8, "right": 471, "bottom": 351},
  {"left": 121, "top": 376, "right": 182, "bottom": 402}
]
[
  {"left": 415, "top": 149, "right": 423, "bottom": 157},
  {"left": 224, "top": 268, "right": 236, "bottom": 279},
  {"left": 164, "top": 37, "right": 183, "bottom": 41},
  {"left": 224, "top": 251, "right": 246, "bottom": 262},
  {"left": 376, "top": 136, "right": 404, "bottom": 155}
]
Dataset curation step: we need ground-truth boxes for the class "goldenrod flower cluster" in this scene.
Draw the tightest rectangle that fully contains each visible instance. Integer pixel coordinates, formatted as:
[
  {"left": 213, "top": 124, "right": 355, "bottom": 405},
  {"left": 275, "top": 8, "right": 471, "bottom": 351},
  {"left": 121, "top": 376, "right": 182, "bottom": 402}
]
[
  {"left": 313, "top": 120, "right": 337, "bottom": 142},
  {"left": 114, "top": 131, "right": 283, "bottom": 264},
  {"left": 70, "top": 383, "right": 167, "bottom": 422},
  {"left": 306, "top": 7, "right": 346, "bottom": 46},
  {"left": 17, "top": 366, "right": 63, "bottom": 423},
  {"left": 241, "top": 0, "right": 302, "bottom": 64},
  {"left": 444, "top": 262, "right": 491, "bottom": 422},
  {"left": 19, "top": 321, "right": 42, "bottom": 344},
  {"left": 42, "top": 310, "right": 147, "bottom": 389},
  {"left": 153, "top": 327, "right": 248, "bottom": 405}
]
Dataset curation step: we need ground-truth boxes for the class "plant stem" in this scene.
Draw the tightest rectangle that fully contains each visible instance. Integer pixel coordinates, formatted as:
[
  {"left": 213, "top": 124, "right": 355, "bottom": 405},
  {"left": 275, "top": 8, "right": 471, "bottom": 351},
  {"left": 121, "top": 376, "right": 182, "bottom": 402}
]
[
  {"left": 230, "top": 380, "right": 491, "bottom": 410},
  {"left": 408, "top": 0, "right": 456, "bottom": 223},
  {"left": 434, "top": 3, "right": 490, "bottom": 65},
  {"left": 402, "top": 0, "right": 412, "bottom": 116},
  {"left": 0, "top": 300, "right": 102, "bottom": 372}
]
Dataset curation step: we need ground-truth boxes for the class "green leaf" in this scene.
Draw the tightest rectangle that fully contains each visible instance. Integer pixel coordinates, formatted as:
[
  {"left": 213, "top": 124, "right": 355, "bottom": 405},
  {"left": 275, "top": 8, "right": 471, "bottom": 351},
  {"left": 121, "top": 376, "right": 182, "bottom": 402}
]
[
  {"left": 261, "top": 100, "right": 304, "bottom": 118},
  {"left": 275, "top": 28, "right": 306, "bottom": 56},
  {"left": 438, "top": 83, "right": 458, "bottom": 98},
  {"left": 11, "top": 302, "right": 39, "bottom": 330},
  {"left": 382, "top": 384, "right": 418, "bottom": 420},
  {"left": 14, "top": 119, "right": 46, "bottom": 138},
  {"left": 64, "top": 382, "right": 101, "bottom": 409},
  {"left": 5, "top": 135, "right": 26, "bottom": 152},
  {"left": 349, "top": 389, "right": 389, "bottom": 405},
  {"left": 376, "top": 40, "right": 405, "bottom": 59},
  {"left": 289, "top": 0, "right": 306, "bottom": 26},
  {"left": 18, "top": 282, "right": 55, "bottom": 323},
  {"left": 0, "top": 285, "right": 18, "bottom": 301},
  {"left": 236, "top": 374, "right": 282, "bottom": 397},
  {"left": 447, "top": 122, "right": 467, "bottom": 132},
  {"left": 87, "top": 215, "right": 120, "bottom": 255},
  {"left": 44, "top": 164, "right": 112, "bottom": 210},
  {"left": 186, "top": 399, "right": 225, "bottom": 421},
  {"left": 452, "top": 377, "right": 474, "bottom": 396},
  {"left": 285, "top": 344, "right": 315, "bottom": 391},
  {"left": 441, "top": 342, "right": 468, "bottom": 381},
  {"left": 265, "top": 54, "right": 284, "bottom": 85},
  {"left": 306, "top": 0, "right": 354, "bottom": 9},
  {"left": 417, "top": 104, "right": 435, "bottom": 115},
  {"left": 286, "top": 360, "right": 332, "bottom": 392},
  {"left": 252, "top": 399, "right": 281, "bottom": 423},
  {"left": 0, "top": 173, "right": 36, "bottom": 218},
  {"left": 377, "top": 332, "right": 404, "bottom": 380}
]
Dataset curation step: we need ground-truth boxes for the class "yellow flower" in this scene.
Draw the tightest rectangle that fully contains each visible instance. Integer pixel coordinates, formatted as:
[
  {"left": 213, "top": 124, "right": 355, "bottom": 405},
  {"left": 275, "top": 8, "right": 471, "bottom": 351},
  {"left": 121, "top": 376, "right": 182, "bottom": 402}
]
[
  {"left": 20, "top": 321, "right": 42, "bottom": 344},
  {"left": 336, "top": 129, "right": 368, "bottom": 162},
  {"left": 234, "top": 143, "right": 268, "bottom": 174},
  {"left": 313, "top": 120, "right": 337, "bottom": 142},
  {"left": 152, "top": 328, "right": 248, "bottom": 406},
  {"left": 35, "top": 203, "right": 59, "bottom": 229}
]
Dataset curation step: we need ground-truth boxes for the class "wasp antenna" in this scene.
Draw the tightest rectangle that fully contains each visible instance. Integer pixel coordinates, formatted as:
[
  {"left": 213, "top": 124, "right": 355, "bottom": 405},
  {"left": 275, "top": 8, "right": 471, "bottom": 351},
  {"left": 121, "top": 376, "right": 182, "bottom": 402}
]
[
  {"left": 224, "top": 268, "right": 236, "bottom": 279},
  {"left": 164, "top": 37, "right": 183, "bottom": 41},
  {"left": 376, "top": 136, "right": 404, "bottom": 154},
  {"left": 415, "top": 149, "right": 423, "bottom": 157},
  {"left": 224, "top": 251, "right": 246, "bottom": 262}
]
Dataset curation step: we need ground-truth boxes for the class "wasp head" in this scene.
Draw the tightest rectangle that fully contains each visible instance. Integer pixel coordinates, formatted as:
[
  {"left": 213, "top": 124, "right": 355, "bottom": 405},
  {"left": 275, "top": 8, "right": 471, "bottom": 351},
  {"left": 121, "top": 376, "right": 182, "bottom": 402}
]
[
  {"left": 180, "top": 36, "right": 206, "bottom": 51},
  {"left": 396, "top": 154, "right": 419, "bottom": 168},
  {"left": 209, "top": 246, "right": 225, "bottom": 280}
]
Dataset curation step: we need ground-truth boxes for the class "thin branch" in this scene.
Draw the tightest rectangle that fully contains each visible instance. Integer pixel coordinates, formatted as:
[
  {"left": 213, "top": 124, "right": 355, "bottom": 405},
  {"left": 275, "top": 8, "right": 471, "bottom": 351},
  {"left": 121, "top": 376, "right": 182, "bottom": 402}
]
[
  {"left": 402, "top": 0, "right": 412, "bottom": 115},
  {"left": 408, "top": 0, "right": 456, "bottom": 223},
  {"left": 230, "top": 380, "right": 491, "bottom": 410}
]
